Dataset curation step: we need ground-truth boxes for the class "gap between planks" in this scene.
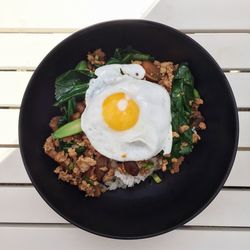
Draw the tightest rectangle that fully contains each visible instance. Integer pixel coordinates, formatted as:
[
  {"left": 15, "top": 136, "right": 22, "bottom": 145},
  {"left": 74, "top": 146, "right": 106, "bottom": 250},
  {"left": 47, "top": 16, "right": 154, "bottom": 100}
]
[
  {"left": 0, "top": 223, "right": 250, "bottom": 231},
  {"left": 0, "top": 28, "right": 250, "bottom": 34},
  {"left": 1, "top": 184, "right": 250, "bottom": 190}
]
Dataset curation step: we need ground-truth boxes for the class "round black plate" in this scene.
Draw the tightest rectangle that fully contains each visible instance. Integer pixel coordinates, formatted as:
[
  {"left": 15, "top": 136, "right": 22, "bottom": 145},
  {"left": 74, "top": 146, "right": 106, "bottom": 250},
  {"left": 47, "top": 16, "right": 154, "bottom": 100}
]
[{"left": 19, "top": 20, "right": 239, "bottom": 239}]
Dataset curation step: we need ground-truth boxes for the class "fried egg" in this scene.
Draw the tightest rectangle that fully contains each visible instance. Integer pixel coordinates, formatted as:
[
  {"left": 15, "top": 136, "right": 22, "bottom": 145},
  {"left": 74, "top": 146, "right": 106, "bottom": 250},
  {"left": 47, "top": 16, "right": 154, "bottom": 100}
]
[{"left": 81, "top": 64, "right": 172, "bottom": 161}]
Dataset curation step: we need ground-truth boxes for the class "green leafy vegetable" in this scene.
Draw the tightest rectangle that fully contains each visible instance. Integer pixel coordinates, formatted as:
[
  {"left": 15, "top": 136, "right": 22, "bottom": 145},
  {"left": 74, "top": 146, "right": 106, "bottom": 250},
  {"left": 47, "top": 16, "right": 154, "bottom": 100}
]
[
  {"left": 179, "top": 144, "right": 193, "bottom": 155},
  {"left": 75, "top": 60, "right": 95, "bottom": 78},
  {"left": 54, "top": 70, "right": 90, "bottom": 107},
  {"left": 157, "top": 150, "right": 164, "bottom": 157},
  {"left": 61, "top": 103, "right": 81, "bottom": 126},
  {"left": 57, "top": 140, "right": 85, "bottom": 156},
  {"left": 57, "top": 115, "right": 67, "bottom": 128},
  {"left": 169, "top": 63, "right": 197, "bottom": 159},
  {"left": 174, "top": 64, "right": 194, "bottom": 86},
  {"left": 54, "top": 60, "right": 95, "bottom": 125},
  {"left": 75, "top": 146, "right": 85, "bottom": 156},
  {"left": 193, "top": 88, "right": 200, "bottom": 99},
  {"left": 75, "top": 60, "right": 88, "bottom": 71},
  {"left": 66, "top": 97, "right": 76, "bottom": 121},
  {"left": 57, "top": 140, "right": 74, "bottom": 152},
  {"left": 106, "top": 47, "right": 154, "bottom": 64}
]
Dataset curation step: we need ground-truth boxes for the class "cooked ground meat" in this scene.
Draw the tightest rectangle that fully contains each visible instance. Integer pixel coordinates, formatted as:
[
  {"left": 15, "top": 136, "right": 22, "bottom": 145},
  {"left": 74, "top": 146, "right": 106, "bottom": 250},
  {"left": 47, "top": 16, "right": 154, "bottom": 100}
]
[
  {"left": 75, "top": 101, "right": 85, "bottom": 113},
  {"left": 87, "top": 48, "right": 106, "bottom": 66},
  {"left": 159, "top": 61, "right": 176, "bottom": 92},
  {"left": 191, "top": 103, "right": 205, "bottom": 129},
  {"left": 71, "top": 112, "right": 81, "bottom": 120},
  {"left": 49, "top": 116, "right": 60, "bottom": 131}
]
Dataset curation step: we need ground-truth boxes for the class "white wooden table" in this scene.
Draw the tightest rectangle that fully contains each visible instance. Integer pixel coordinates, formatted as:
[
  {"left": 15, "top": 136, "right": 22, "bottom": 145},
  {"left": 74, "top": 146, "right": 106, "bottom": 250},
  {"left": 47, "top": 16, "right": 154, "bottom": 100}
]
[{"left": 0, "top": 0, "right": 250, "bottom": 249}]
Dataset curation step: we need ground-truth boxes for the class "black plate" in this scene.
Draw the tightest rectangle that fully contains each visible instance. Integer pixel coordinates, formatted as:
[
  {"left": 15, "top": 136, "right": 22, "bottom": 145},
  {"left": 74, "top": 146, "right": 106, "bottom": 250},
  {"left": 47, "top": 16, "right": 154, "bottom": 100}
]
[{"left": 19, "top": 20, "right": 239, "bottom": 239}]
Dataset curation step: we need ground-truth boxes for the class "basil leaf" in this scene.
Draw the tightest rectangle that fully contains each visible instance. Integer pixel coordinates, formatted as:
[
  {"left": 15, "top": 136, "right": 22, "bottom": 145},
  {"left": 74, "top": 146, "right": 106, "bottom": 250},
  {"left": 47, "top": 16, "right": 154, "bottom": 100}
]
[
  {"left": 54, "top": 70, "right": 90, "bottom": 107},
  {"left": 75, "top": 146, "right": 85, "bottom": 156},
  {"left": 57, "top": 115, "right": 67, "bottom": 128},
  {"left": 169, "top": 63, "right": 201, "bottom": 163},
  {"left": 179, "top": 144, "right": 193, "bottom": 155},
  {"left": 57, "top": 140, "right": 74, "bottom": 152},
  {"left": 193, "top": 88, "right": 200, "bottom": 99},
  {"left": 66, "top": 98, "right": 76, "bottom": 121},
  {"left": 106, "top": 47, "right": 154, "bottom": 64},
  {"left": 75, "top": 60, "right": 88, "bottom": 71},
  {"left": 174, "top": 63, "right": 194, "bottom": 87},
  {"left": 75, "top": 60, "right": 96, "bottom": 78}
]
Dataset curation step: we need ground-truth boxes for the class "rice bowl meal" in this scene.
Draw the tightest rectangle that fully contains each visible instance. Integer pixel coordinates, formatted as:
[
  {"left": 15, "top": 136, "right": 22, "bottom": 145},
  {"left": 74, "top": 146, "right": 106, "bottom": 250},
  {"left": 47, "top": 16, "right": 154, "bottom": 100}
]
[
  {"left": 18, "top": 20, "right": 238, "bottom": 238},
  {"left": 44, "top": 47, "right": 206, "bottom": 197}
]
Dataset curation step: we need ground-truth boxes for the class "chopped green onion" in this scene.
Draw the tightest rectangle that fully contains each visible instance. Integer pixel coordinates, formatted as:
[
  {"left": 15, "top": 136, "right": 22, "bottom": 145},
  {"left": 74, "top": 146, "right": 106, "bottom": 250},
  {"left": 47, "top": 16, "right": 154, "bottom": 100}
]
[
  {"left": 67, "top": 162, "right": 75, "bottom": 172},
  {"left": 83, "top": 176, "right": 94, "bottom": 186},
  {"left": 152, "top": 173, "right": 162, "bottom": 183},
  {"left": 193, "top": 88, "right": 200, "bottom": 99},
  {"left": 142, "top": 162, "right": 154, "bottom": 169}
]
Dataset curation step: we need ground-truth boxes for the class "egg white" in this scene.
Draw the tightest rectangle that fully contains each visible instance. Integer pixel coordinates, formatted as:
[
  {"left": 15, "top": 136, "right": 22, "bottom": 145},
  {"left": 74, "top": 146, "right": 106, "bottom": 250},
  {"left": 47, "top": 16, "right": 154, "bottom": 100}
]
[{"left": 81, "top": 64, "right": 172, "bottom": 161}]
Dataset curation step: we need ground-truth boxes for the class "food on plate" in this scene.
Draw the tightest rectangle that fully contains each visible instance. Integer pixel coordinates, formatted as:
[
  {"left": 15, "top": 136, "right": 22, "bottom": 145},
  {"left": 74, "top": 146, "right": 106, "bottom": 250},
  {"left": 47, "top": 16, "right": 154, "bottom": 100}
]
[{"left": 44, "top": 47, "right": 206, "bottom": 197}]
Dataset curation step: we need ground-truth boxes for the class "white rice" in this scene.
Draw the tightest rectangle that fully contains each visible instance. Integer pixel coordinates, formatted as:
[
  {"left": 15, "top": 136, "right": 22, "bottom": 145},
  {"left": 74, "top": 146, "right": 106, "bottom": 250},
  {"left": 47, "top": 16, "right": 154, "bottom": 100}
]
[{"left": 106, "top": 168, "right": 155, "bottom": 191}]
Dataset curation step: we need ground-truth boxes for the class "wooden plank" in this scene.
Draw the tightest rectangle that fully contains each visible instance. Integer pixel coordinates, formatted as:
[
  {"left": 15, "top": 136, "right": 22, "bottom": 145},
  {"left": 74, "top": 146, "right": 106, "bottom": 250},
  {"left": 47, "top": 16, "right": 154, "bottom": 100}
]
[
  {"left": 225, "top": 73, "right": 250, "bottom": 108},
  {"left": 0, "top": 187, "right": 64, "bottom": 223},
  {"left": 0, "top": 226, "right": 250, "bottom": 250},
  {"left": 0, "top": 0, "right": 155, "bottom": 31},
  {"left": 0, "top": 148, "right": 30, "bottom": 183},
  {"left": 0, "top": 34, "right": 68, "bottom": 70},
  {"left": 225, "top": 151, "right": 250, "bottom": 187},
  {"left": 0, "top": 110, "right": 248, "bottom": 146},
  {"left": 1, "top": 148, "right": 249, "bottom": 187},
  {"left": 0, "top": 72, "right": 32, "bottom": 107},
  {"left": 0, "top": 187, "right": 250, "bottom": 227},
  {"left": 239, "top": 112, "right": 250, "bottom": 147},
  {"left": 0, "top": 0, "right": 249, "bottom": 31},
  {"left": 1, "top": 72, "right": 250, "bottom": 108},
  {"left": 189, "top": 33, "right": 250, "bottom": 69},
  {"left": 0, "top": 109, "right": 19, "bottom": 145},
  {"left": 146, "top": 0, "right": 250, "bottom": 31},
  {"left": 0, "top": 33, "right": 250, "bottom": 69},
  {"left": 187, "top": 190, "right": 250, "bottom": 227}
]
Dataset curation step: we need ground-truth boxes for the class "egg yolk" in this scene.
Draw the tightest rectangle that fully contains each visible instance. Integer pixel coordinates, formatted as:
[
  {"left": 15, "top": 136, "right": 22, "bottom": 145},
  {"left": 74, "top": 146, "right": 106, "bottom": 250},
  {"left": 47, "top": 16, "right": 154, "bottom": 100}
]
[{"left": 102, "top": 92, "right": 139, "bottom": 131}]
